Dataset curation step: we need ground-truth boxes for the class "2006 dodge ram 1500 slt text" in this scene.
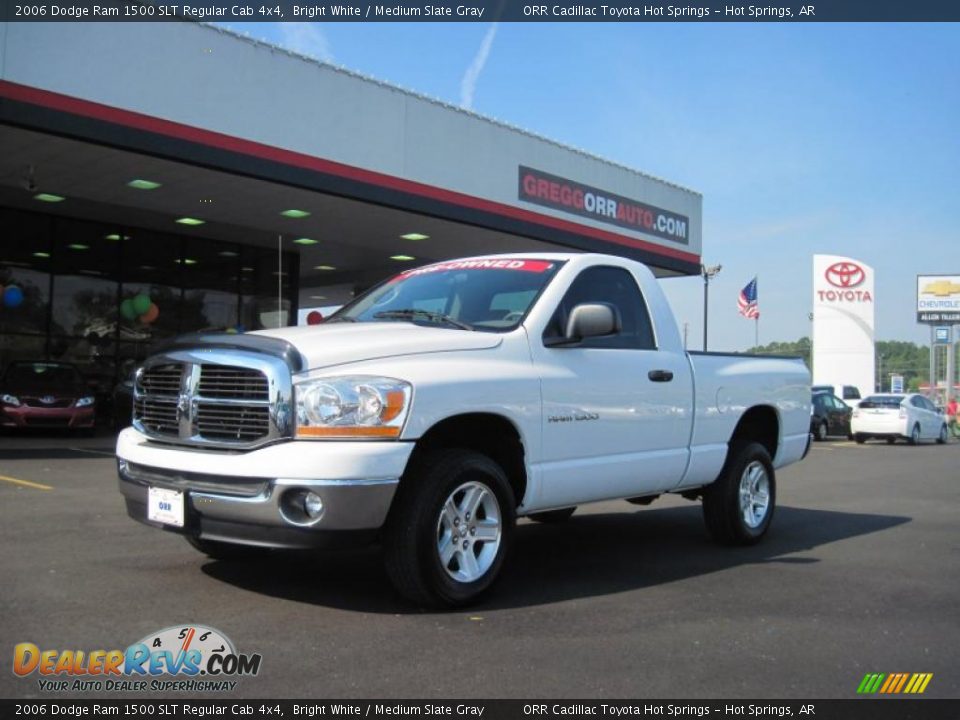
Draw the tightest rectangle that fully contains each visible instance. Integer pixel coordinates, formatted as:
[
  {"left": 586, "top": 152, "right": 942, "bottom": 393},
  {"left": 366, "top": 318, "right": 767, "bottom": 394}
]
[{"left": 117, "top": 253, "right": 811, "bottom": 606}]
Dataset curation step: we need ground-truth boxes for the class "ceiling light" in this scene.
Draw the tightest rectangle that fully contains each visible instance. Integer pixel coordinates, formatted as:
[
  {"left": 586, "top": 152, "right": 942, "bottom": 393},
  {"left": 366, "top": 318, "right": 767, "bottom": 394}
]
[
  {"left": 241, "top": 267, "right": 254, "bottom": 273},
  {"left": 293, "top": 237, "right": 319, "bottom": 245},
  {"left": 313, "top": 265, "right": 336, "bottom": 271},
  {"left": 68, "top": 243, "right": 89, "bottom": 250},
  {"left": 390, "top": 255, "right": 416, "bottom": 261},
  {"left": 104, "top": 234, "right": 131, "bottom": 241},
  {"left": 33, "top": 252, "right": 51, "bottom": 258},
  {"left": 310, "top": 295, "right": 327, "bottom": 300},
  {"left": 140, "top": 265, "right": 156, "bottom": 270},
  {"left": 218, "top": 250, "right": 238, "bottom": 257},
  {"left": 127, "top": 179, "right": 162, "bottom": 190},
  {"left": 34, "top": 193, "right": 65, "bottom": 203},
  {"left": 400, "top": 233, "right": 429, "bottom": 241},
  {"left": 272, "top": 271, "right": 287, "bottom": 276},
  {"left": 175, "top": 217, "right": 205, "bottom": 226},
  {"left": 175, "top": 258, "right": 198, "bottom": 265},
  {"left": 280, "top": 209, "right": 310, "bottom": 219}
]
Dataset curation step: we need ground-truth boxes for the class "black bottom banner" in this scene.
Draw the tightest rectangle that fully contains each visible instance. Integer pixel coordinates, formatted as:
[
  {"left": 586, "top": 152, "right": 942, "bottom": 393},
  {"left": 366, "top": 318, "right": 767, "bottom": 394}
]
[{"left": 1, "top": 700, "right": 957, "bottom": 720}]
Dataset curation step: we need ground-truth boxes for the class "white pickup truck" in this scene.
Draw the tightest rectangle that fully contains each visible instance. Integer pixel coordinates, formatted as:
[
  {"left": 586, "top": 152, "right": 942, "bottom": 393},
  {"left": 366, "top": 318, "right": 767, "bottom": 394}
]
[{"left": 117, "top": 253, "right": 811, "bottom": 606}]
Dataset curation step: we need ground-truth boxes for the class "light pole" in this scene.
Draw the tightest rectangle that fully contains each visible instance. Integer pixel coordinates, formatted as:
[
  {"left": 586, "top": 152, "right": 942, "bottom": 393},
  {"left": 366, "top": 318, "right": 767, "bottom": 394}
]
[
  {"left": 877, "top": 353, "right": 884, "bottom": 392},
  {"left": 701, "top": 263, "right": 722, "bottom": 351}
]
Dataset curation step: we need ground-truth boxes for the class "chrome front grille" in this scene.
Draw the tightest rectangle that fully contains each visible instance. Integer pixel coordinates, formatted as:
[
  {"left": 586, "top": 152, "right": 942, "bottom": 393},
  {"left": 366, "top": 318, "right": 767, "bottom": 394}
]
[
  {"left": 140, "top": 364, "right": 182, "bottom": 395},
  {"left": 134, "top": 396, "right": 179, "bottom": 435},
  {"left": 133, "top": 349, "right": 292, "bottom": 450},
  {"left": 196, "top": 403, "right": 271, "bottom": 441},
  {"left": 198, "top": 364, "right": 269, "bottom": 400}
]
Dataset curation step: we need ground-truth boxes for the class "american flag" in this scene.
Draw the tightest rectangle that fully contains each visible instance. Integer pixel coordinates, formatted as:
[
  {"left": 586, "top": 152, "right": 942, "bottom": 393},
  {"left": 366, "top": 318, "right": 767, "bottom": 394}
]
[{"left": 738, "top": 277, "right": 759, "bottom": 319}]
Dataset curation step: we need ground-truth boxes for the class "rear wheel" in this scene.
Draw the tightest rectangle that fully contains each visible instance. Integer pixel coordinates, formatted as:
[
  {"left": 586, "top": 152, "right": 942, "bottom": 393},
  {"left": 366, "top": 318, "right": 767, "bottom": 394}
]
[
  {"left": 854, "top": 434, "right": 866, "bottom": 444},
  {"left": 702, "top": 442, "right": 776, "bottom": 545},
  {"left": 814, "top": 421, "right": 828, "bottom": 441},
  {"left": 528, "top": 507, "right": 576, "bottom": 523},
  {"left": 937, "top": 425, "right": 948, "bottom": 445},
  {"left": 383, "top": 449, "right": 515, "bottom": 607},
  {"left": 908, "top": 423, "right": 921, "bottom": 445}
]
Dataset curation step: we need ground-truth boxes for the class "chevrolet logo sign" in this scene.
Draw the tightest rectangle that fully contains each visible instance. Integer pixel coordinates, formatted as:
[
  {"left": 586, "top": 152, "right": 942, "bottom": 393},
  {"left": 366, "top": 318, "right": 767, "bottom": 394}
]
[{"left": 921, "top": 280, "right": 960, "bottom": 297}]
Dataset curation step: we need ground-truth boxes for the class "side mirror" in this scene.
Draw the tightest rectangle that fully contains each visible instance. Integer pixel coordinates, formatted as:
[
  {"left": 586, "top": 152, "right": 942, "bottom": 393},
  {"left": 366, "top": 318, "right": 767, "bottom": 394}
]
[{"left": 545, "top": 303, "right": 620, "bottom": 347}]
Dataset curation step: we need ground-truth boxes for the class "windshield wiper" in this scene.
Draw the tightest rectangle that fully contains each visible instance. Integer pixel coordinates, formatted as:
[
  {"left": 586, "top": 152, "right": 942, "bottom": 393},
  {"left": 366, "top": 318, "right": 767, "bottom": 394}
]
[{"left": 373, "top": 309, "right": 474, "bottom": 331}]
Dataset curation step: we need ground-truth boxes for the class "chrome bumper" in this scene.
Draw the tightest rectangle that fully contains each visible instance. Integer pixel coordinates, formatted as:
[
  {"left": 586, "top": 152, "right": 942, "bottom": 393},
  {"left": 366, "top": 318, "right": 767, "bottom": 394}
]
[{"left": 118, "top": 459, "right": 398, "bottom": 549}]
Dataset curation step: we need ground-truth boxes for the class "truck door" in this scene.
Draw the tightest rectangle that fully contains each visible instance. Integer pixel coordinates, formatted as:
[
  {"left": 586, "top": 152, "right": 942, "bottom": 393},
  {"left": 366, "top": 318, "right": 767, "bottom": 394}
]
[{"left": 530, "top": 265, "right": 693, "bottom": 508}]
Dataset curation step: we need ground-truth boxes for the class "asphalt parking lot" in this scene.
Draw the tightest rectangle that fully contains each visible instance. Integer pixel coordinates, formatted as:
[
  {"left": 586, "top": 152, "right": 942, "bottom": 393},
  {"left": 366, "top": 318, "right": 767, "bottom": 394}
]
[{"left": 1, "top": 431, "right": 957, "bottom": 700}]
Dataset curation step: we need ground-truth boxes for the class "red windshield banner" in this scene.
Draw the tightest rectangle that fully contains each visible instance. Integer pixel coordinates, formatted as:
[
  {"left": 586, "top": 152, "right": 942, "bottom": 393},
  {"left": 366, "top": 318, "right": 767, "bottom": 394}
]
[
  {"left": 518, "top": 166, "right": 690, "bottom": 244},
  {"left": 400, "top": 259, "right": 556, "bottom": 277}
]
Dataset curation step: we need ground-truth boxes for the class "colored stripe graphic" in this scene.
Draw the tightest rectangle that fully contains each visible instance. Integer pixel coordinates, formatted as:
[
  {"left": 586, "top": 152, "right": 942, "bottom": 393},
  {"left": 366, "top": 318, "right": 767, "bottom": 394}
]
[{"left": 858, "top": 673, "right": 932, "bottom": 694}]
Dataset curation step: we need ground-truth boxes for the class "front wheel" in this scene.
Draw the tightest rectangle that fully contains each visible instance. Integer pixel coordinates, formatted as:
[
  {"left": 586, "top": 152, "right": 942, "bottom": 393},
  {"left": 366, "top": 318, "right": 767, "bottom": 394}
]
[
  {"left": 383, "top": 449, "right": 516, "bottom": 607},
  {"left": 702, "top": 442, "right": 776, "bottom": 545},
  {"left": 937, "top": 425, "right": 948, "bottom": 445}
]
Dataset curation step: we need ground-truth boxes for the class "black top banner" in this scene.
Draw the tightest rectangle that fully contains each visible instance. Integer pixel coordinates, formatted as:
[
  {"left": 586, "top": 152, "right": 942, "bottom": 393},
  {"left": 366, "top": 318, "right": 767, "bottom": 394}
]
[
  {"left": 0, "top": 700, "right": 958, "bottom": 720},
  {"left": 3, "top": 0, "right": 960, "bottom": 22}
]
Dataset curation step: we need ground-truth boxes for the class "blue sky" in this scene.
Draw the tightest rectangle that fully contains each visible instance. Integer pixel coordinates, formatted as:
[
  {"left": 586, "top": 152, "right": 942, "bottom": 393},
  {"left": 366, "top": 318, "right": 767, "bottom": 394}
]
[{"left": 227, "top": 22, "right": 959, "bottom": 350}]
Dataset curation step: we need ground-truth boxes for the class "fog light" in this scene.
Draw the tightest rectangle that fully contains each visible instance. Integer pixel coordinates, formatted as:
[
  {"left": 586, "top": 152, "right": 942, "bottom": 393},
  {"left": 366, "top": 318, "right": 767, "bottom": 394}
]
[{"left": 304, "top": 491, "right": 324, "bottom": 519}]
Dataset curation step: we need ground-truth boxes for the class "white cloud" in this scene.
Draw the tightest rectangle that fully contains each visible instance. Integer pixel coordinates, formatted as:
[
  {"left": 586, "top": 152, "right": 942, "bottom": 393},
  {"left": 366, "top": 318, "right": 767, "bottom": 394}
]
[
  {"left": 460, "top": 23, "right": 498, "bottom": 110},
  {"left": 277, "top": 23, "right": 334, "bottom": 63}
]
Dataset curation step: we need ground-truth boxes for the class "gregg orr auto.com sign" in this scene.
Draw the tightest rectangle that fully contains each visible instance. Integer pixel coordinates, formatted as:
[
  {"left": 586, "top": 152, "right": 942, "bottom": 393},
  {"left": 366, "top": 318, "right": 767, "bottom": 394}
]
[{"left": 518, "top": 166, "right": 689, "bottom": 244}]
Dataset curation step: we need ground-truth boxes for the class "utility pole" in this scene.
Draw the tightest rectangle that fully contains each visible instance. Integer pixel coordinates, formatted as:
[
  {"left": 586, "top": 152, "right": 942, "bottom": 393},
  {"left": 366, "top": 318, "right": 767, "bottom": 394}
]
[{"left": 701, "top": 263, "right": 722, "bottom": 352}]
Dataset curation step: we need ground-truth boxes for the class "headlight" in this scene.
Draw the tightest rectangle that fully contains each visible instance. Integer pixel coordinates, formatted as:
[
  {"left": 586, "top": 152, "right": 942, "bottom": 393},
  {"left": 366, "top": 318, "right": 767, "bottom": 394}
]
[
  {"left": 75, "top": 396, "right": 95, "bottom": 408},
  {"left": 295, "top": 376, "right": 411, "bottom": 439},
  {"left": 1, "top": 394, "right": 20, "bottom": 407}
]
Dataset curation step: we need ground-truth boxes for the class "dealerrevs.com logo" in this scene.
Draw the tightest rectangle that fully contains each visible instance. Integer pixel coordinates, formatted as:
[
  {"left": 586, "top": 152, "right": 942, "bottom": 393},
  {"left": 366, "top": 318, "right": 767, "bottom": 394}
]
[{"left": 12, "top": 625, "right": 261, "bottom": 693}]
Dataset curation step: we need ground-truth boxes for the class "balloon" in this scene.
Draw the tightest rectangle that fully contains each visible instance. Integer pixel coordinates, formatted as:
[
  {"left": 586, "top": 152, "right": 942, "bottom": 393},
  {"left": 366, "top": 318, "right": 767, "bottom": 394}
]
[
  {"left": 132, "top": 293, "right": 151, "bottom": 316},
  {"left": 307, "top": 311, "right": 324, "bottom": 325},
  {"left": 120, "top": 298, "right": 137, "bottom": 320},
  {"left": 3, "top": 286, "right": 24, "bottom": 308},
  {"left": 139, "top": 303, "right": 159, "bottom": 324}
]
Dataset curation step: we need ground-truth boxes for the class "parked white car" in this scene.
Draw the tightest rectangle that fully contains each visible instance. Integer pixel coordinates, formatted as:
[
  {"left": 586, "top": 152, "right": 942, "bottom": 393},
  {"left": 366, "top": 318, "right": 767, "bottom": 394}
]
[{"left": 851, "top": 393, "right": 949, "bottom": 445}]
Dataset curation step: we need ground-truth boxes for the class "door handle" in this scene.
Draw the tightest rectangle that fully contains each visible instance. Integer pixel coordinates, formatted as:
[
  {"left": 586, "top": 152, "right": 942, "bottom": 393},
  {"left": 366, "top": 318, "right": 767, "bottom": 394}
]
[{"left": 648, "top": 369, "right": 674, "bottom": 382}]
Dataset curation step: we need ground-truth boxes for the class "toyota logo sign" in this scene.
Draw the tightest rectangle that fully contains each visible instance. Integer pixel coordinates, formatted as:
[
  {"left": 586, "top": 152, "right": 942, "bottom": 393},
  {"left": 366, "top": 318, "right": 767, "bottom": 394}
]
[{"left": 825, "top": 261, "right": 865, "bottom": 288}]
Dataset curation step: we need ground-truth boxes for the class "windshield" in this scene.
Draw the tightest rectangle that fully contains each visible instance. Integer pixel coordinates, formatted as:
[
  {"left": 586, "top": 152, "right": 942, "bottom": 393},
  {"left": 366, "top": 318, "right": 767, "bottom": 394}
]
[
  {"left": 329, "top": 258, "right": 564, "bottom": 332},
  {"left": 4, "top": 362, "right": 84, "bottom": 389}
]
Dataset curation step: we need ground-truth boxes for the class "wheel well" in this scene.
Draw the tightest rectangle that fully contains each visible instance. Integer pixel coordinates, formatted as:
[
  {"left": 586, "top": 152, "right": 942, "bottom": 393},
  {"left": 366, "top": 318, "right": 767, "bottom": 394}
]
[
  {"left": 729, "top": 405, "right": 779, "bottom": 460},
  {"left": 408, "top": 413, "right": 527, "bottom": 506}
]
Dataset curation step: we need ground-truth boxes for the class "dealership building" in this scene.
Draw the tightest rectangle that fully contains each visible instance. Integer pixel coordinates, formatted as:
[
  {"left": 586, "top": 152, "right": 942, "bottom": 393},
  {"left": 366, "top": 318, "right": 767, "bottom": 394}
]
[{"left": 0, "top": 21, "right": 702, "bottom": 394}]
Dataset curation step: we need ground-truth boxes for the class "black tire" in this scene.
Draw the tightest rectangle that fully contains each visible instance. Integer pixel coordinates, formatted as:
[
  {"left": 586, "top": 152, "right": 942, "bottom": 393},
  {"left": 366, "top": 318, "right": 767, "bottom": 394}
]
[
  {"left": 383, "top": 449, "right": 516, "bottom": 608},
  {"left": 702, "top": 442, "right": 776, "bottom": 546},
  {"left": 908, "top": 423, "right": 921, "bottom": 445},
  {"left": 937, "top": 425, "right": 948, "bottom": 445},
  {"left": 527, "top": 507, "right": 576, "bottom": 523},
  {"left": 185, "top": 536, "right": 266, "bottom": 561},
  {"left": 855, "top": 434, "right": 866, "bottom": 444},
  {"left": 814, "top": 421, "right": 827, "bottom": 441},
  {"left": 886, "top": 437, "right": 896, "bottom": 445}
]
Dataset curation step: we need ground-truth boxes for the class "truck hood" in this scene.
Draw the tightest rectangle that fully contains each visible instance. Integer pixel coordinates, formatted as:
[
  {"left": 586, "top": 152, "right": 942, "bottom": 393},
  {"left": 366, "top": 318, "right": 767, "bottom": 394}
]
[{"left": 252, "top": 322, "right": 503, "bottom": 371}]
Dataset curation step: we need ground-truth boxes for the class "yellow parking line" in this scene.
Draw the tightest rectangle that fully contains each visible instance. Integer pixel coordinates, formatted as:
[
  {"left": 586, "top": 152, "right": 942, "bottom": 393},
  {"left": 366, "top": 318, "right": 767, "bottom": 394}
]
[{"left": 0, "top": 474, "right": 53, "bottom": 491}]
